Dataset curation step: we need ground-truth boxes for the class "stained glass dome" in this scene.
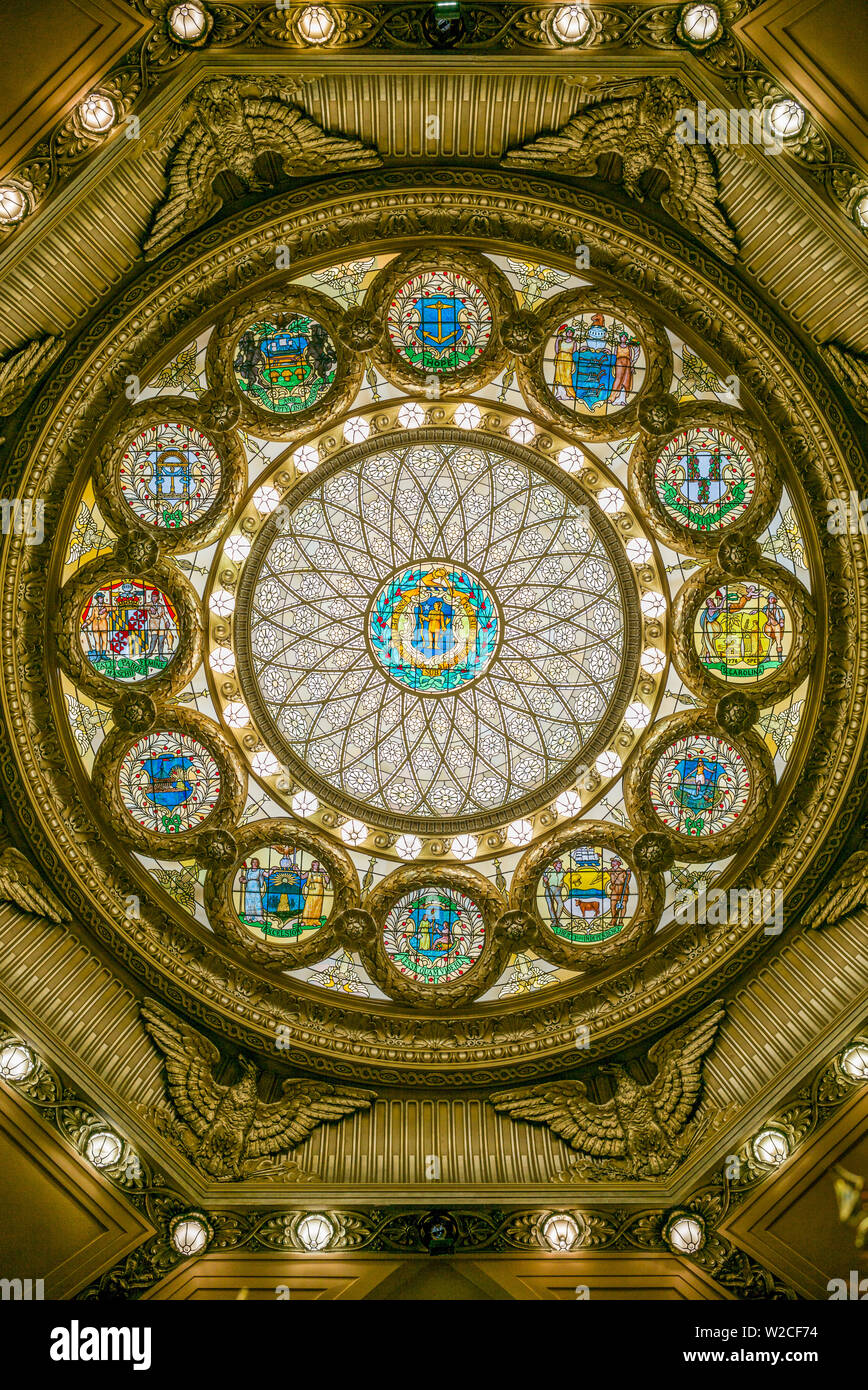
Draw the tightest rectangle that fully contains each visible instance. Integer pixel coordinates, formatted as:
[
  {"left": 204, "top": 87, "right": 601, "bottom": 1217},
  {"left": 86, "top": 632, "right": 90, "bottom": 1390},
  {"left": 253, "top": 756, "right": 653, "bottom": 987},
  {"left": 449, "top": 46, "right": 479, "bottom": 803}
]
[{"left": 236, "top": 435, "right": 640, "bottom": 828}]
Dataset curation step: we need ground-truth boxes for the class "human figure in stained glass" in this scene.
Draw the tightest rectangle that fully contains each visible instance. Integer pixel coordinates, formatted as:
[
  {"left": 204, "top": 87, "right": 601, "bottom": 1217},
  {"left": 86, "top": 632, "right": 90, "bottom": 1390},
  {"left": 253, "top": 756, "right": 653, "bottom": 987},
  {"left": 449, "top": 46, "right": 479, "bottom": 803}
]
[
  {"left": 609, "top": 332, "right": 641, "bottom": 406},
  {"left": 240, "top": 858, "right": 266, "bottom": 921},
  {"left": 763, "top": 591, "right": 785, "bottom": 661},
  {"left": 542, "top": 859, "right": 564, "bottom": 921},
  {"left": 608, "top": 858, "right": 632, "bottom": 925},
  {"left": 675, "top": 753, "right": 723, "bottom": 812},
  {"left": 145, "top": 590, "right": 175, "bottom": 659},
  {"left": 300, "top": 861, "right": 329, "bottom": 926},
  {"left": 411, "top": 578, "right": 455, "bottom": 659}
]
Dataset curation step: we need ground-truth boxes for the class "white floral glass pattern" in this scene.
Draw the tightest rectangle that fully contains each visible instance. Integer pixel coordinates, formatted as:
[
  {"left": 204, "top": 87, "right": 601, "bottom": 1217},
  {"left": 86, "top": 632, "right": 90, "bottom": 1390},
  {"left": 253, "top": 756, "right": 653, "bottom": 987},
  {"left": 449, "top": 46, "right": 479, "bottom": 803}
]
[{"left": 241, "top": 440, "right": 629, "bottom": 820}]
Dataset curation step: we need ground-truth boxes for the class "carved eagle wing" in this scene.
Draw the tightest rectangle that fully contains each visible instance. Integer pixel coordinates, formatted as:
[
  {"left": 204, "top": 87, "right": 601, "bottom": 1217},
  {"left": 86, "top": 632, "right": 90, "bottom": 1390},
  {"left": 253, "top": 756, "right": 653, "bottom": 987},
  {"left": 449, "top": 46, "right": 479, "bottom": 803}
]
[
  {"left": 143, "top": 121, "right": 224, "bottom": 260},
  {"left": 646, "top": 1000, "right": 725, "bottom": 1134},
  {"left": 0, "top": 847, "right": 70, "bottom": 923},
  {"left": 489, "top": 1079, "right": 627, "bottom": 1157},
  {"left": 244, "top": 100, "right": 382, "bottom": 177},
  {"left": 502, "top": 97, "right": 641, "bottom": 179},
  {"left": 657, "top": 131, "right": 738, "bottom": 263},
  {"left": 245, "top": 1078, "right": 377, "bottom": 1158},
  {"left": 140, "top": 999, "right": 226, "bottom": 1137},
  {"left": 803, "top": 850, "right": 868, "bottom": 929}
]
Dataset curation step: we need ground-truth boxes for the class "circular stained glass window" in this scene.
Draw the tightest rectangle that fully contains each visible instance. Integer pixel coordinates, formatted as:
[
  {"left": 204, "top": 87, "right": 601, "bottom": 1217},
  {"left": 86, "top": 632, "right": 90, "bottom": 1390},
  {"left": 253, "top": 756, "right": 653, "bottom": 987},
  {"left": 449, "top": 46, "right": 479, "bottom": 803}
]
[
  {"left": 654, "top": 427, "right": 756, "bottom": 533},
  {"left": 649, "top": 734, "right": 751, "bottom": 837},
  {"left": 233, "top": 843, "right": 331, "bottom": 941},
  {"left": 387, "top": 271, "right": 493, "bottom": 375},
  {"left": 543, "top": 310, "right": 645, "bottom": 416},
  {"left": 118, "top": 732, "right": 221, "bottom": 834},
  {"left": 233, "top": 316, "right": 338, "bottom": 414},
  {"left": 80, "top": 581, "right": 178, "bottom": 682},
  {"left": 537, "top": 845, "right": 636, "bottom": 943},
  {"left": 694, "top": 582, "right": 792, "bottom": 683},
  {"left": 369, "top": 563, "right": 499, "bottom": 693},
  {"left": 118, "top": 423, "right": 221, "bottom": 530},
  {"left": 237, "top": 437, "right": 636, "bottom": 825},
  {"left": 383, "top": 886, "right": 485, "bottom": 983}
]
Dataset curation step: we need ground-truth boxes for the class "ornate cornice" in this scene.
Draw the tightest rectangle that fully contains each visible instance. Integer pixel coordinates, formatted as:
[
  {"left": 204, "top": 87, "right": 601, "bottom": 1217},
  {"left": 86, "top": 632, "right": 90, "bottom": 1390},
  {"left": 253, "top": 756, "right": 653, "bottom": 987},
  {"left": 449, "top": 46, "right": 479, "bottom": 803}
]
[
  {"left": 7, "top": 1014, "right": 863, "bottom": 1299},
  {"left": 1, "top": 2, "right": 866, "bottom": 255}
]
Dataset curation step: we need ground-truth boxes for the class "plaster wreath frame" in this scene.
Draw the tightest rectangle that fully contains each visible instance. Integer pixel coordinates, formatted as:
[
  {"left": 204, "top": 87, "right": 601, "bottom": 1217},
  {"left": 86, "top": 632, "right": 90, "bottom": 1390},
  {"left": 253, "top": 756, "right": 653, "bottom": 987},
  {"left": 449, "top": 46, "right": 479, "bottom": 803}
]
[
  {"left": 363, "top": 247, "right": 515, "bottom": 395},
  {"left": 203, "top": 817, "right": 360, "bottom": 970},
  {"left": 670, "top": 557, "right": 816, "bottom": 708},
  {"left": 360, "top": 861, "right": 511, "bottom": 1008},
  {"left": 0, "top": 168, "right": 862, "bottom": 1087},
  {"left": 628, "top": 402, "right": 784, "bottom": 559},
  {"left": 55, "top": 550, "right": 205, "bottom": 704},
  {"left": 206, "top": 285, "right": 365, "bottom": 442}
]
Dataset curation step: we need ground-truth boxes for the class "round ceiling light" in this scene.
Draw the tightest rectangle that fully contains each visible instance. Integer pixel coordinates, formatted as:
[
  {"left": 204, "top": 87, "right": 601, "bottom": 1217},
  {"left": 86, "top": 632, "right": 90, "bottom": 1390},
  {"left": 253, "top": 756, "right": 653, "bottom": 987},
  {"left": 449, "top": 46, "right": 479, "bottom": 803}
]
[
  {"left": 0, "top": 184, "right": 29, "bottom": 224},
  {"left": 78, "top": 93, "right": 117, "bottom": 133},
  {"left": 168, "top": 3, "right": 210, "bottom": 42},
  {"left": 552, "top": 5, "right": 590, "bottom": 44}
]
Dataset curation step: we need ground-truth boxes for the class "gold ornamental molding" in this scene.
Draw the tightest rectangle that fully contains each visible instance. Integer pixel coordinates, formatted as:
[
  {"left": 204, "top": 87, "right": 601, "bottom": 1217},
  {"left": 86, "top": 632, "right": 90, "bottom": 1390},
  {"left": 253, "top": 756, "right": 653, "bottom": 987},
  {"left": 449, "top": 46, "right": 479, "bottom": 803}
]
[{"left": 0, "top": 169, "right": 865, "bottom": 1086}]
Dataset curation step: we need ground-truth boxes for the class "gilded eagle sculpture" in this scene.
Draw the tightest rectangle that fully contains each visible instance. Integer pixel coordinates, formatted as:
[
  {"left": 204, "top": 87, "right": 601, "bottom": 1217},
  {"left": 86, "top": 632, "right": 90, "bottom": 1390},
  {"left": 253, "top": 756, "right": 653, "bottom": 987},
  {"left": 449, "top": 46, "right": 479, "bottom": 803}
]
[
  {"left": 491, "top": 1001, "right": 727, "bottom": 1180},
  {"left": 803, "top": 845, "right": 868, "bottom": 929},
  {"left": 0, "top": 847, "right": 70, "bottom": 923},
  {"left": 141, "top": 1000, "right": 375, "bottom": 1181},
  {"left": 502, "top": 77, "right": 738, "bottom": 263},
  {"left": 143, "top": 76, "right": 382, "bottom": 259}
]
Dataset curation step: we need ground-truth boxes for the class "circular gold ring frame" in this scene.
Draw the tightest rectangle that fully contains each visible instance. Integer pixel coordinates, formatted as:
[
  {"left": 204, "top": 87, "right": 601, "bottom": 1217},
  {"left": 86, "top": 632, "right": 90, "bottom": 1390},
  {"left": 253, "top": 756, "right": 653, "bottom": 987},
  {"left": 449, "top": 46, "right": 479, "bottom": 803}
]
[
  {"left": 204, "top": 817, "right": 358, "bottom": 970},
  {"left": 55, "top": 551, "right": 204, "bottom": 704},
  {"left": 623, "top": 710, "right": 777, "bottom": 862},
  {"left": 671, "top": 558, "right": 815, "bottom": 706},
  {"left": 517, "top": 288, "right": 674, "bottom": 441},
  {"left": 364, "top": 248, "right": 514, "bottom": 397},
  {"left": 91, "top": 707, "right": 247, "bottom": 857},
  {"left": 629, "top": 404, "right": 784, "bottom": 559},
  {"left": 90, "top": 397, "right": 246, "bottom": 555},
  {"left": 206, "top": 287, "right": 363, "bottom": 443},
  {"left": 360, "top": 862, "right": 508, "bottom": 1008},
  {"left": 510, "top": 819, "right": 665, "bottom": 971}
]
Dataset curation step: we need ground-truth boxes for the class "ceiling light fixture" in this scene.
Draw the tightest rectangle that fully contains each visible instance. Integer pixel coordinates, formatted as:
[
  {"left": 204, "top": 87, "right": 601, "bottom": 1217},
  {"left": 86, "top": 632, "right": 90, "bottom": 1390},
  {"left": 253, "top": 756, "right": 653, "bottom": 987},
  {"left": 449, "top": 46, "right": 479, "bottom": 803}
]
[
  {"left": 167, "top": 3, "right": 210, "bottom": 43},
  {"left": 678, "top": 3, "right": 722, "bottom": 47},
  {"left": 542, "top": 1212, "right": 583, "bottom": 1250},
  {"left": 297, "top": 6, "right": 336, "bottom": 44},
  {"left": 0, "top": 184, "right": 29, "bottom": 224},
  {"left": 767, "top": 98, "right": 806, "bottom": 139},
  {"left": 78, "top": 93, "right": 117, "bottom": 134},
  {"left": 552, "top": 5, "right": 591, "bottom": 44},
  {"left": 0, "top": 1043, "right": 36, "bottom": 1081}
]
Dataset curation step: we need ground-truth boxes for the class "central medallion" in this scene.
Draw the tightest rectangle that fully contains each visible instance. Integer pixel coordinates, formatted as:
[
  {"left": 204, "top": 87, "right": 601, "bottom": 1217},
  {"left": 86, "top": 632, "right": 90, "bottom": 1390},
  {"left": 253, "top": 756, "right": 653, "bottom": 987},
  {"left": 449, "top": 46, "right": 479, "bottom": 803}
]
[{"left": 369, "top": 562, "right": 499, "bottom": 693}]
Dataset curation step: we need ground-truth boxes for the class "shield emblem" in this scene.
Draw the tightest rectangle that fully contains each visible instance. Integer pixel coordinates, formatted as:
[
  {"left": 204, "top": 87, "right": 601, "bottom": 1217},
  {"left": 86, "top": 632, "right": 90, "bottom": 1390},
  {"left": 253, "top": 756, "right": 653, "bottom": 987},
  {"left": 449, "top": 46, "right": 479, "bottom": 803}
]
[{"left": 414, "top": 295, "right": 466, "bottom": 355}]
